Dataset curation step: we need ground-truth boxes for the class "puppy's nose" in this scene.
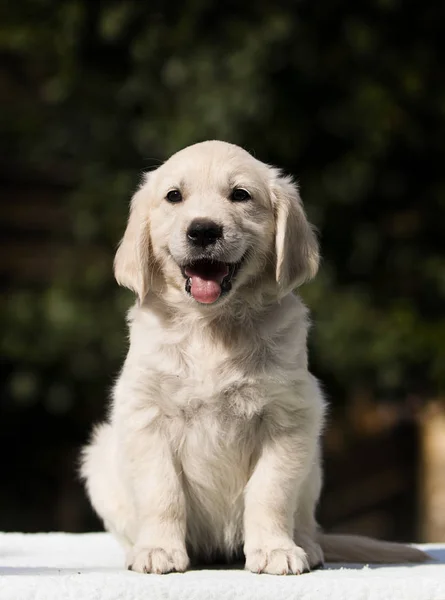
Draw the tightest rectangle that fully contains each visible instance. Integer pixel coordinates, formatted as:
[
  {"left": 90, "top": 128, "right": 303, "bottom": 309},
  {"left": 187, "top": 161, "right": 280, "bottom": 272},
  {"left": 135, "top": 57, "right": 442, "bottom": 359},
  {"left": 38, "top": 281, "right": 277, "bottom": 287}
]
[{"left": 187, "top": 219, "right": 223, "bottom": 247}]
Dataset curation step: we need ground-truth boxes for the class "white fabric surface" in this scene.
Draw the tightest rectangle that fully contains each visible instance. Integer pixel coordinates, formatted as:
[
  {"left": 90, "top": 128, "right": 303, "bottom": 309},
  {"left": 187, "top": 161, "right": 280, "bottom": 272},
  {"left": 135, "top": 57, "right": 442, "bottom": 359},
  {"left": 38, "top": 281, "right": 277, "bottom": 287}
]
[{"left": 0, "top": 532, "right": 444, "bottom": 600}]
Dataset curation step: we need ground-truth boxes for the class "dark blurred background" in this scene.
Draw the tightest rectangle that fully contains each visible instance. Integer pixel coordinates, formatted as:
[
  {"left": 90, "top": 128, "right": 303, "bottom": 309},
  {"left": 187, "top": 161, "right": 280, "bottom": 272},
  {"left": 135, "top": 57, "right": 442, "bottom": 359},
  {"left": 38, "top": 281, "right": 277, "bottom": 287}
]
[{"left": 1, "top": 0, "right": 444, "bottom": 543}]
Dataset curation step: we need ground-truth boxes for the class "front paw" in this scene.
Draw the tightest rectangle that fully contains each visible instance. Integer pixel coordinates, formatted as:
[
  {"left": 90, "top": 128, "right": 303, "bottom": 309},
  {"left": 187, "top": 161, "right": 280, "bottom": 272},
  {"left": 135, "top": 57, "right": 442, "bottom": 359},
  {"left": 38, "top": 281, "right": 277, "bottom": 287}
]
[
  {"left": 126, "top": 546, "right": 189, "bottom": 574},
  {"left": 245, "top": 541, "right": 310, "bottom": 575}
]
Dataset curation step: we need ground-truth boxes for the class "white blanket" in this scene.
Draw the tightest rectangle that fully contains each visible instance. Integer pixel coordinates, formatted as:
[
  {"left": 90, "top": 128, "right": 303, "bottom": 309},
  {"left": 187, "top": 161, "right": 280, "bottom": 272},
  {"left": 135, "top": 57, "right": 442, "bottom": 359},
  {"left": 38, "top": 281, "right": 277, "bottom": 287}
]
[{"left": 0, "top": 533, "right": 444, "bottom": 600}]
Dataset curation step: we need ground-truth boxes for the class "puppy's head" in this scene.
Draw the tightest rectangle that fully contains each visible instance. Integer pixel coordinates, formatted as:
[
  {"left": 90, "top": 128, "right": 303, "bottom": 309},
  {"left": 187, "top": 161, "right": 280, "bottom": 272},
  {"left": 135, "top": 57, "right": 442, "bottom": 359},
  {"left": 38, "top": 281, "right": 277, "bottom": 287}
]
[{"left": 114, "top": 141, "right": 319, "bottom": 308}]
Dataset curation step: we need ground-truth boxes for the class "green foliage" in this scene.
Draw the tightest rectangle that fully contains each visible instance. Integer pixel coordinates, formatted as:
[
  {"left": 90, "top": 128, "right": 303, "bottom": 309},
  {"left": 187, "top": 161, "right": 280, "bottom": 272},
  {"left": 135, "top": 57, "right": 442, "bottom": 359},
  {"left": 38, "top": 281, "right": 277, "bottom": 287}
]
[{"left": 2, "top": 0, "right": 444, "bottom": 416}]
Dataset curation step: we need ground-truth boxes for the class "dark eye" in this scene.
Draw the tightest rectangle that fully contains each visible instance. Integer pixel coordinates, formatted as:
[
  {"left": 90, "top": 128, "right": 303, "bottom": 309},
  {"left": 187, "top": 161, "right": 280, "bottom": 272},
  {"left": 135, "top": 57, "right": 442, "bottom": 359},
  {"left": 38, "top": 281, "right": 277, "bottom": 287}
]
[
  {"left": 231, "top": 188, "right": 251, "bottom": 202},
  {"left": 166, "top": 189, "right": 182, "bottom": 203}
]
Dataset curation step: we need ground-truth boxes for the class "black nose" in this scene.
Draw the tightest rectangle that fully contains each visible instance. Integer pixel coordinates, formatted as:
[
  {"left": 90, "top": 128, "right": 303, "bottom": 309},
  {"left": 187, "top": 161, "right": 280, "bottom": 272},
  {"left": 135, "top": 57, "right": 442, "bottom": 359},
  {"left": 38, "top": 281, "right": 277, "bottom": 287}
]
[{"left": 187, "top": 219, "right": 223, "bottom": 247}]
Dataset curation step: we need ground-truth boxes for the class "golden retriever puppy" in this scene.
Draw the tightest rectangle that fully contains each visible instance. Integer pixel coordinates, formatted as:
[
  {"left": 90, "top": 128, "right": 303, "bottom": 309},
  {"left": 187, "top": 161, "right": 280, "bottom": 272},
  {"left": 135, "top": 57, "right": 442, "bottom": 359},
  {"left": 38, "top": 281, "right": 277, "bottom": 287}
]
[{"left": 81, "top": 141, "right": 426, "bottom": 574}]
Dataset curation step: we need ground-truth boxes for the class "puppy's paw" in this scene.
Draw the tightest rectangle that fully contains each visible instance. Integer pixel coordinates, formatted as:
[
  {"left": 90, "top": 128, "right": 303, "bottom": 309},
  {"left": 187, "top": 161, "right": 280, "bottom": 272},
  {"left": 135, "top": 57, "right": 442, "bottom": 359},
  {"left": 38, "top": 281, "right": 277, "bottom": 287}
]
[
  {"left": 126, "top": 546, "right": 189, "bottom": 574},
  {"left": 245, "top": 541, "right": 310, "bottom": 575}
]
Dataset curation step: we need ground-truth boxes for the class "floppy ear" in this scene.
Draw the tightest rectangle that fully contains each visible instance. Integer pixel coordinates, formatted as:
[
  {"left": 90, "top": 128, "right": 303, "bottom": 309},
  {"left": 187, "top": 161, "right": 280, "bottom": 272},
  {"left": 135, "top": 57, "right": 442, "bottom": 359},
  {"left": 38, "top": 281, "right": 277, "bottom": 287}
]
[
  {"left": 114, "top": 181, "right": 152, "bottom": 302},
  {"left": 271, "top": 171, "right": 319, "bottom": 296}
]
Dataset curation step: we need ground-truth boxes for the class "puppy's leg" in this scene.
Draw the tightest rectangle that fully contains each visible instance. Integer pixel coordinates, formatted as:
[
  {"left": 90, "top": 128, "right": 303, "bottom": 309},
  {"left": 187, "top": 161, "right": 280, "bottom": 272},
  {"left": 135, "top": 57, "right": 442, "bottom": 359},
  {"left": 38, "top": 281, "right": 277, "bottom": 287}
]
[
  {"left": 244, "top": 406, "right": 319, "bottom": 575},
  {"left": 81, "top": 423, "right": 135, "bottom": 552},
  {"left": 122, "top": 423, "right": 189, "bottom": 574}
]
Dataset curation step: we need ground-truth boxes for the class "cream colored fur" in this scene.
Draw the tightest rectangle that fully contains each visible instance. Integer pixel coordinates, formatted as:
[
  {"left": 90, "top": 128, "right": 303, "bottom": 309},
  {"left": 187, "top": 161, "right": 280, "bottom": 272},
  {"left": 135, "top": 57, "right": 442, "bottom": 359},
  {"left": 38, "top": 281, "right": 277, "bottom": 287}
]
[{"left": 81, "top": 140, "right": 427, "bottom": 574}]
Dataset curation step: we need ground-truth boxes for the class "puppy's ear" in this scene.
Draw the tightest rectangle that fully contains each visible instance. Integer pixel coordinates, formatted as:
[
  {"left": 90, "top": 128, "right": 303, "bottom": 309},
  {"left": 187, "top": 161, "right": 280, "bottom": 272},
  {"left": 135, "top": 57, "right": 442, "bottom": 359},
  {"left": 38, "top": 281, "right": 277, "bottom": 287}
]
[
  {"left": 271, "top": 171, "right": 319, "bottom": 296},
  {"left": 114, "top": 179, "right": 152, "bottom": 302}
]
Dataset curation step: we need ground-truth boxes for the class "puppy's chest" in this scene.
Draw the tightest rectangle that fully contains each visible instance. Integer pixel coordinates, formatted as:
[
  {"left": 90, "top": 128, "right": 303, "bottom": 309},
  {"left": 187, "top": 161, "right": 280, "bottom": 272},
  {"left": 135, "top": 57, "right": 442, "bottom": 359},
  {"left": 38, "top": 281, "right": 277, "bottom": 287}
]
[{"left": 156, "top": 334, "right": 273, "bottom": 419}]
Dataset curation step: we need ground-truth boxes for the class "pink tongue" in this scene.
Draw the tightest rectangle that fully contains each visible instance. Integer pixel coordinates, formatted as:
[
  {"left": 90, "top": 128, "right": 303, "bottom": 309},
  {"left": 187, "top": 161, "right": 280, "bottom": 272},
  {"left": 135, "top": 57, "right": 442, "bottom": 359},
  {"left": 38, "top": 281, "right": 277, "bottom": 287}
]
[
  {"left": 185, "top": 264, "right": 229, "bottom": 304},
  {"left": 190, "top": 277, "right": 221, "bottom": 304}
]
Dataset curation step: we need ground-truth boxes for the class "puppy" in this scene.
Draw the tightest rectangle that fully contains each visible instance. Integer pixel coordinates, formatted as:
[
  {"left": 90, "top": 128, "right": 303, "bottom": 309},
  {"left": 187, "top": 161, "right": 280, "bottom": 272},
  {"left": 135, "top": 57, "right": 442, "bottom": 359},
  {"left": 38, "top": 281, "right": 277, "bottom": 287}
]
[{"left": 81, "top": 140, "right": 427, "bottom": 574}]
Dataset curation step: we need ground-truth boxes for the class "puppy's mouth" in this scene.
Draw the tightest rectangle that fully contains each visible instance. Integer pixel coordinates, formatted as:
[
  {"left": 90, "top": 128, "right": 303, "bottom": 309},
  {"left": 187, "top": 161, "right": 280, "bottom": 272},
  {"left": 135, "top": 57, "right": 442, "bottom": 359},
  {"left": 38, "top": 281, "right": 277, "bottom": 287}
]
[{"left": 181, "top": 259, "right": 242, "bottom": 304}]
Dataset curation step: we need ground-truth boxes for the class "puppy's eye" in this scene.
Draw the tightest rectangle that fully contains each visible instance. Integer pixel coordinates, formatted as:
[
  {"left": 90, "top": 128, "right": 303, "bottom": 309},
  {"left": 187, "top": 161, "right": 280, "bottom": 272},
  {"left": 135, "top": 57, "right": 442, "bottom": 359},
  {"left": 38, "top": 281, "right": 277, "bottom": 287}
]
[
  {"left": 166, "top": 189, "right": 182, "bottom": 203},
  {"left": 231, "top": 188, "right": 251, "bottom": 202}
]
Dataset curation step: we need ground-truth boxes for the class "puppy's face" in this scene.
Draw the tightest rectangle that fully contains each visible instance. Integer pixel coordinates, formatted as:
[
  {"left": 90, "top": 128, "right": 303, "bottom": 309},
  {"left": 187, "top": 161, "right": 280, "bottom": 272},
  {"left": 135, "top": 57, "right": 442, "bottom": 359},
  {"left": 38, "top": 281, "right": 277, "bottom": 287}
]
[
  {"left": 115, "top": 141, "right": 319, "bottom": 309},
  {"left": 148, "top": 143, "right": 275, "bottom": 305}
]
